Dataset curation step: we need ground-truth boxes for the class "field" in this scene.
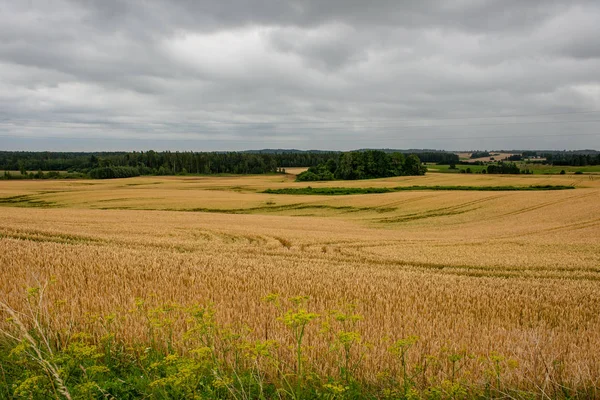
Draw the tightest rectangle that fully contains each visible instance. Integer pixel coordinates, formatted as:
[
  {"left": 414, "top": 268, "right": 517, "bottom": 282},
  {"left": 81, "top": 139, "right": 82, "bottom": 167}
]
[
  {"left": 456, "top": 152, "right": 515, "bottom": 163},
  {"left": 426, "top": 164, "right": 493, "bottom": 173},
  {"left": 516, "top": 163, "right": 600, "bottom": 175},
  {"left": 426, "top": 163, "right": 600, "bottom": 174},
  {"left": 1, "top": 171, "right": 600, "bottom": 398}
]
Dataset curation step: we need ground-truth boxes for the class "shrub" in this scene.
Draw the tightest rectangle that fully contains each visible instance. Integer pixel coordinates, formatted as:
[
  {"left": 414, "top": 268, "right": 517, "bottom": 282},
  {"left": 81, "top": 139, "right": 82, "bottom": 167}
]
[
  {"left": 89, "top": 166, "right": 141, "bottom": 179},
  {"left": 0, "top": 289, "right": 544, "bottom": 400}
]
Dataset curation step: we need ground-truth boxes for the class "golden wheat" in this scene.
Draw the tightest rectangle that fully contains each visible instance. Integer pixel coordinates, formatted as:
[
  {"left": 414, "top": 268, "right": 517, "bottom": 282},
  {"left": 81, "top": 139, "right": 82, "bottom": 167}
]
[{"left": 1, "top": 173, "right": 599, "bottom": 389}]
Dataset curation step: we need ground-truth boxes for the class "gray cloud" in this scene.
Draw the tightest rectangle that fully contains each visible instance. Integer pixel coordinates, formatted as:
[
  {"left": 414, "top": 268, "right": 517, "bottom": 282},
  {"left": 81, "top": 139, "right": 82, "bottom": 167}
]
[{"left": 0, "top": 0, "right": 599, "bottom": 151}]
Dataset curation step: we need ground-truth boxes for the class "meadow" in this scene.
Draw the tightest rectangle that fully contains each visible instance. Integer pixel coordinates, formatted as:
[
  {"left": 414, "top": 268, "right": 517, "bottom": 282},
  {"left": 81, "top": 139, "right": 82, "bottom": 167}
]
[
  {"left": 1, "top": 171, "right": 599, "bottom": 398},
  {"left": 426, "top": 163, "right": 600, "bottom": 174}
]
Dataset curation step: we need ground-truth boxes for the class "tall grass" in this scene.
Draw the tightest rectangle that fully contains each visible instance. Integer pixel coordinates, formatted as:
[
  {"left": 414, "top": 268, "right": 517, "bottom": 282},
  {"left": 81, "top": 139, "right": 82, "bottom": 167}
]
[
  {"left": 1, "top": 176, "right": 599, "bottom": 398},
  {"left": 2, "top": 286, "right": 595, "bottom": 399}
]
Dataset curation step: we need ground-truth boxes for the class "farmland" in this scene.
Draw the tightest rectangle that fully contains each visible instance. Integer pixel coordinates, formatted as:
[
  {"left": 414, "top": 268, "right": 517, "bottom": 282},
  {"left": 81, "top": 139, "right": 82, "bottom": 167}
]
[
  {"left": 426, "top": 163, "right": 600, "bottom": 175},
  {"left": 1, "top": 171, "right": 600, "bottom": 398}
]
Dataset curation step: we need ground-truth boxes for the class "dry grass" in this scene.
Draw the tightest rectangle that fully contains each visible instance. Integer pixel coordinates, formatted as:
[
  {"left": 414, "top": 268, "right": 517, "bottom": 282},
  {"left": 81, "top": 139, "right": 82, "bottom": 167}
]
[
  {"left": 0, "top": 172, "right": 597, "bottom": 214},
  {"left": 457, "top": 152, "right": 516, "bottom": 162},
  {"left": 282, "top": 166, "right": 309, "bottom": 175},
  {"left": 1, "top": 173, "right": 600, "bottom": 390}
]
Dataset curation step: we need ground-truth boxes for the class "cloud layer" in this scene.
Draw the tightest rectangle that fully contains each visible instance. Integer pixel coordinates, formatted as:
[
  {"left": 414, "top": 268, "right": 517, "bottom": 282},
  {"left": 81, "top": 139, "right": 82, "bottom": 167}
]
[{"left": 1, "top": 0, "right": 599, "bottom": 150}]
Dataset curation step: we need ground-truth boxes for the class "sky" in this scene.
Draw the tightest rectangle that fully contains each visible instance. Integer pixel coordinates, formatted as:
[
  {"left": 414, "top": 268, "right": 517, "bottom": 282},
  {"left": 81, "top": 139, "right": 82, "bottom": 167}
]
[{"left": 1, "top": 0, "right": 599, "bottom": 152}]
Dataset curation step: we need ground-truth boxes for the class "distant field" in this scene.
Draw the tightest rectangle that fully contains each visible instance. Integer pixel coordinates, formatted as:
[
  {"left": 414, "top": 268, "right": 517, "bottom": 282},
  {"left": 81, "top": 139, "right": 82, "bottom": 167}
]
[
  {"left": 283, "top": 166, "right": 309, "bottom": 175},
  {"left": 426, "top": 163, "right": 489, "bottom": 173},
  {"left": 1, "top": 172, "right": 599, "bottom": 395},
  {"left": 519, "top": 163, "right": 600, "bottom": 174},
  {"left": 0, "top": 172, "right": 595, "bottom": 212},
  {"left": 456, "top": 152, "right": 515, "bottom": 162},
  {"left": 263, "top": 185, "right": 575, "bottom": 195},
  {"left": 429, "top": 163, "right": 600, "bottom": 174}
]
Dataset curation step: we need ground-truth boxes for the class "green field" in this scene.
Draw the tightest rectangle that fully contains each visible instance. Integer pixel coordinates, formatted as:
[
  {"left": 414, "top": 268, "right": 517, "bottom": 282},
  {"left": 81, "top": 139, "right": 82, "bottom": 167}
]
[
  {"left": 518, "top": 163, "right": 600, "bottom": 174},
  {"left": 264, "top": 185, "right": 575, "bottom": 195},
  {"left": 425, "top": 164, "right": 489, "bottom": 173},
  {"left": 427, "top": 163, "right": 600, "bottom": 174}
]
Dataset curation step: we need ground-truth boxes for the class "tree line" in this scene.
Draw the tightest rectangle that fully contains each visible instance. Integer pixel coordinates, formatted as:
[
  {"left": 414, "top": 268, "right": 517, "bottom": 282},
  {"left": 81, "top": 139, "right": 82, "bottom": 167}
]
[
  {"left": 541, "top": 153, "right": 600, "bottom": 166},
  {"left": 500, "top": 151, "right": 600, "bottom": 166},
  {"left": 0, "top": 151, "right": 284, "bottom": 176},
  {"left": 485, "top": 162, "right": 522, "bottom": 174},
  {"left": 470, "top": 151, "right": 491, "bottom": 159},
  {"left": 296, "top": 150, "right": 426, "bottom": 181},
  {"left": 410, "top": 152, "right": 458, "bottom": 164},
  {"left": 0, "top": 150, "right": 456, "bottom": 179}
]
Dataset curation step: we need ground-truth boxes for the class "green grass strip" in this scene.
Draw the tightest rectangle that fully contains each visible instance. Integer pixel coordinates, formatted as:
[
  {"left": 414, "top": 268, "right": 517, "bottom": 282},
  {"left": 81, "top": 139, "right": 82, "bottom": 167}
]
[{"left": 263, "top": 185, "right": 575, "bottom": 195}]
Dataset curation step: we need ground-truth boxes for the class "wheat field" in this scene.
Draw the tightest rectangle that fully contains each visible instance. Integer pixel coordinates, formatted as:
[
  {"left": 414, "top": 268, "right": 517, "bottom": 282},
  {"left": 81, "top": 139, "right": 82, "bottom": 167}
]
[{"left": 1, "top": 172, "right": 600, "bottom": 392}]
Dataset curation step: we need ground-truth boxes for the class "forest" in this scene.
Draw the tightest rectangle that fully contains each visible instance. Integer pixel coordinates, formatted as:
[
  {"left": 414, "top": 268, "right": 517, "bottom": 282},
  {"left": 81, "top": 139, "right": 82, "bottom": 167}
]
[
  {"left": 541, "top": 152, "right": 600, "bottom": 166},
  {"left": 296, "top": 151, "right": 426, "bottom": 181},
  {"left": 0, "top": 150, "right": 441, "bottom": 179}
]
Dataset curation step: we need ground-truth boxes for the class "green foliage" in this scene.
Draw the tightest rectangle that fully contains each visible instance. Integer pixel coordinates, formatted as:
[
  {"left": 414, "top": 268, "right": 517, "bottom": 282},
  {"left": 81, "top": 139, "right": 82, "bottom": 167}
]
[
  {"left": 0, "top": 289, "right": 593, "bottom": 399},
  {"left": 506, "top": 154, "right": 523, "bottom": 161},
  {"left": 486, "top": 162, "right": 521, "bottom": 174},
  {"left": 296, "top": 164, "right": 335, "bottom": 182},
  {"left": 544, "top": 152, "right": 600, "bottom": 166},
  {"left": 335, "top": 151, "right": 426, "bottom": 180},
  {"left": 0, "top": 170, "right": 86, "bottom": 180},
  {"left": 470, "top": 151, "right": 490, "bottom": 159},
  {"left": 296, "top": 150, "right": 427, "bottom": 181},
  {"left": 263, "top": 185, "right": 575, "bottom": 195},
  {"left": 321, "top": 305, "right": 365, "bottom": 386},
  {"left": 0, "top": 150, "right": 460, "bottom": 174},
  {"left": 3, "top": 150, "right": 597, "bottom": 179},
  {"left": 434, "top": 162, "right": 600, "bottom": 175},
  {"left": 89, "top": 166, "right": 142, "bottom": 179}
]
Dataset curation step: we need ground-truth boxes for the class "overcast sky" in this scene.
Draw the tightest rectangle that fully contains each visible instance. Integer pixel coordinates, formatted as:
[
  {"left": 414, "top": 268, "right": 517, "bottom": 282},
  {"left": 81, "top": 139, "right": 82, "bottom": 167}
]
[{"left": 1, "top": 1, "right": 599, "bottom": 151}]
